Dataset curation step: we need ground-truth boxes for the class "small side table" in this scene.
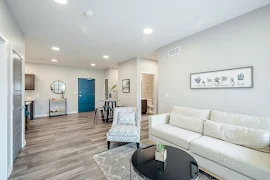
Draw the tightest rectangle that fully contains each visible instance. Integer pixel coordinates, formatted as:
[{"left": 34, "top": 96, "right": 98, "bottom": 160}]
[{"left": 49, "top": 99, "right": 67, "bottom": 117}]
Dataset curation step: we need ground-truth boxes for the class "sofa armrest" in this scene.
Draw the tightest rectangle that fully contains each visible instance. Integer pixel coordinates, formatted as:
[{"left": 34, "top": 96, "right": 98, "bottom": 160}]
[{"left": 149, "top": 113, "right": 170, "bottom": 128}]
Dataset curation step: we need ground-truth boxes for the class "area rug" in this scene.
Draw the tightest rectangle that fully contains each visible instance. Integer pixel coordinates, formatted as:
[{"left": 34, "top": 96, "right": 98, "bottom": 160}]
[{"left": 93, "top": 143, "right": 217, "bottom": 180}]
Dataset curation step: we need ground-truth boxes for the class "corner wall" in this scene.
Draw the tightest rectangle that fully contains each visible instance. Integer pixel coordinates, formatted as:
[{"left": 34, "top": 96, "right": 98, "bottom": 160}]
[
  {"left": 157, "top": 5, "right": 270, "bottom": 117},
  {"left": 104, "top": 68, "right": 118, "bottom": 100},
  {"left": 118, "top": 57, "right": 158, "bottom": 112},
  {"left": 118, "top": 58, "right": 137, "bottom": 107}
]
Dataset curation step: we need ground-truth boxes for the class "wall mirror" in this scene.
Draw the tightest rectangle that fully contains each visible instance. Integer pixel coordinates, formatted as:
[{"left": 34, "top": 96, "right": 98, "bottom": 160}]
[{"left": 50, "top": 80, "right": 66, "bottom": 94}]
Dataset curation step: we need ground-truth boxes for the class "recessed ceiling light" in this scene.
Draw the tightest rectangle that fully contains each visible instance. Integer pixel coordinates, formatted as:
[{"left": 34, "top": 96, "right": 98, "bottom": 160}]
[
  {"left": 52, "top": 59, "right": 58, "bottom": 62},
  {"left": 103, "top": 55, "right": 109, "bottom": 59},
  {"left": 54, "top": 0, "right": 67, "bottom": 4},
  {"left": 143, "top": 28, "right": 153, "bottom": 34},
  {"left": 52, "top": 47, "right": 60, "bottom": 51},
  {"left": 91, "top": 63, "right": 96, "bottom": 66}
]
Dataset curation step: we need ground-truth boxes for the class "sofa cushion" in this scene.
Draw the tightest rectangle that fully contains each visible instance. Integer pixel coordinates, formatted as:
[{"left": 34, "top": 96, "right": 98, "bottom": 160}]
[
  {"left": 210, "top": 110, "right": 270, "bottom": 133},
  {"left": 169, "top": 114, "right": 204, "bottom": 134},
  {"left": 108, "top": 125, "right": 139, "bottom": 137},
  {"left": 171, "top": 106, "right": 211, "bottom": 120},
  {"left": 204, "top": 120, "right": 270, "bottom": 153},
  {"left": 151, "top": 124, "right": 202, "bottom": 150},
  {"left": 118, "top": 111, "right": 136, "bottom": 125},
  {"left": 190, "top": 136, "right": 270, "bottom": 180}
]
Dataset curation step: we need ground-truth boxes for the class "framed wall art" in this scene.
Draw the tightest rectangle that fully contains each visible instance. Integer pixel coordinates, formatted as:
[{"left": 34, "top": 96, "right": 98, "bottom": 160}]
[
  {"left": 190, "top": 66, "right": 253, "bottom": 89},
  {"left": 122, "top": 79, "right": 130, "bottom": 93}
]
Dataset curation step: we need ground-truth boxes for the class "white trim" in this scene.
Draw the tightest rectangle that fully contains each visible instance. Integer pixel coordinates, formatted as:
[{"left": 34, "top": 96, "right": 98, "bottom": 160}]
[
  {"left": 7, "top": 165, "right": 13, "bottom": 178},
  {"left": 0, "top": 37, "right": 8, "bottom": 180},
  {"left": 67, "top": 111, "right": 78, "bottom": 114},
  {"left": 35, "top": 114, "right": 49, "bottom": 118},
  {"left": 23, "top": 140, "right": 26, "bottom": 147},
  {"left": 35, "top": 111, "right": 79, "bottom": 118},
  {"left": 0, "top": 33, "right": 8, "bottom": 43}
]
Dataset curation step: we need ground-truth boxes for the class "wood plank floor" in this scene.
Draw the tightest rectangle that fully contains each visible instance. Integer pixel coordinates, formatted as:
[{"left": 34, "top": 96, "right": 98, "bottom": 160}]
[{"left": 9, "top": 112, "right": 150, "bottom": 180}]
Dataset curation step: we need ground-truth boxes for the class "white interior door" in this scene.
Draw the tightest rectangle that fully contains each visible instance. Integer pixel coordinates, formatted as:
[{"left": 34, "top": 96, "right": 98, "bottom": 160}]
[{"left": 13, "top": 52, "right": 23, "bottom": 162}]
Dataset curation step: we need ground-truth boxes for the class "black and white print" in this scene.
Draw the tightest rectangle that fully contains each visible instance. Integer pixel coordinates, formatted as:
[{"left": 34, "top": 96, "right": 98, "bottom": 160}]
[
  {"left": 190, "top": 66, "right": 253, "bottom": 89},
  {"left": 122, "top": 79, "right": 130, "bottom": 93}
]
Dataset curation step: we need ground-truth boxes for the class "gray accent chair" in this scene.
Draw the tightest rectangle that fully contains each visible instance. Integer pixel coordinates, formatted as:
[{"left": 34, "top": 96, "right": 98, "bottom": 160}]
[{"left": 106, "top": 107, "right": 141, "bottom": 149}]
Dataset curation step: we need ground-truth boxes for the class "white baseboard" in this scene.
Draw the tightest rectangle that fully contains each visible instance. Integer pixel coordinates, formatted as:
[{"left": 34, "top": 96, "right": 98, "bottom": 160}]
[
  {"left": 67, "top": 111, "right": 78, "bottom": 114},
  {"left": 35, "top": 114, "right": 49, "bottom": 118},
  {"left": 35, "top": 111, "right": 79, "bottom": 118},
  {"left": 8, "top": 165, "right": 13, "bottom": 178}
]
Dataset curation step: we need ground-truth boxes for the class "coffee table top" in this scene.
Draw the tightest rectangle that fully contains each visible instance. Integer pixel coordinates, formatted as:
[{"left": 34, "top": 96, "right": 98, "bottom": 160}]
[{"left": 131, "top": 145, "right": 199, "bottom": 180}]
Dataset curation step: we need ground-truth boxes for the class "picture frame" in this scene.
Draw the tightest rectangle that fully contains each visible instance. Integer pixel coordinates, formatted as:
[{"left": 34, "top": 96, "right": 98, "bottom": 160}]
[
  {"left": 190, "top": 66, "right": 253, "bottom": 89},
  {"left": 122, "top": 79, "right": 130, "bottom": 93}
]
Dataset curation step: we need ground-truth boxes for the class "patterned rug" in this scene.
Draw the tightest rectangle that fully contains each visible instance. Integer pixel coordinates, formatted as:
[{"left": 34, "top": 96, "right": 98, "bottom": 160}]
[{"left": 93, "top": 143, "right": 217, "bottom": 180}]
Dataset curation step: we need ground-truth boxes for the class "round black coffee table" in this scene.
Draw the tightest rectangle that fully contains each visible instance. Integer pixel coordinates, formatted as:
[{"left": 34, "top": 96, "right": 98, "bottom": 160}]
[{"left": 131, "top": 145, "right": 199, "bottom": 180}]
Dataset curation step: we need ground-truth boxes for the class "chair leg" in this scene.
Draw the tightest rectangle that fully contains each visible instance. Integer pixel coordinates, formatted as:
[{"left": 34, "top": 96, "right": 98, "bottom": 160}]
[
  {"left": 107, "top": 141, "right": 110, "bottom": 150},
  {"left": 136, "top": 143, "right": 140, "bottom": 149},
  {"left": 94, "top": 109, "right": 97, "bottom": 122}
]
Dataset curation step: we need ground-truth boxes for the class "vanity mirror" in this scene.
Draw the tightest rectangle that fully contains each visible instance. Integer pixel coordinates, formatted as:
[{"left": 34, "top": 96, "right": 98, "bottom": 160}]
[{"left": 50, "top": 80, "right": 66, "bottom": 94}]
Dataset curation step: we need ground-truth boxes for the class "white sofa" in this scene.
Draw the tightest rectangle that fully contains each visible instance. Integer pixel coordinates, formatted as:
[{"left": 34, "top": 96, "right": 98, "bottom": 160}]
[{"left": 149, "top": 106, "right": 270, "bottom": 180}]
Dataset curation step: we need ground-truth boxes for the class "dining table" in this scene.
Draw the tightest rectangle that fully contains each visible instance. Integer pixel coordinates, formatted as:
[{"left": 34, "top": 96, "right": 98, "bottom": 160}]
[{"left": 100, "top": 99, "right": 119, "bottom": 122}]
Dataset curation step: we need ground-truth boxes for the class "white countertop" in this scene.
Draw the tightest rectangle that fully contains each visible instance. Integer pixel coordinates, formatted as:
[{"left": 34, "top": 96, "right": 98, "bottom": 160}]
[
  {"left": 25, "top": 102, "right": 31, "bottom": 105},
  {"left": 100, "top": 99, "right": 119, "bottom": 102}
]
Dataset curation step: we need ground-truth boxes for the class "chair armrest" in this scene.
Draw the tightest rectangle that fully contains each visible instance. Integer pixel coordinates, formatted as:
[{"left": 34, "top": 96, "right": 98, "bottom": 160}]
[{"left": 149, "top": 113, "right": 170, "bottom": 128}]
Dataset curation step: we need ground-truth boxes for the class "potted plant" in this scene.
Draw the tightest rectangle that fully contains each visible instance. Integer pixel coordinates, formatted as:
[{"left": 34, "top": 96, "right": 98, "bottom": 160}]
[
  {"left": 207, "top": 78, "right": 213, "bottom": 86},
  {"left": 230, "top": 77, "right": 235, "bottom": 86},
  {"left": 108, "top": 84, "right": 117, "bottom": 99},
  {"left": 194, "top": 77, "right": 201, "bottom": 87},
  {"left": 237, "top": 73, "right": 245, "bottom": 85},
  {"left": 155, "top": 143, "right": 167, "bottom": 162},
  {"left": 221, "top": 76, "right": 229, "bottom": 86},
  {"left": 61, "top": 90, "right": 65, "bottom": 99},
  {"left": 214, "top": 77, "right": 220, "bottom": 86}
]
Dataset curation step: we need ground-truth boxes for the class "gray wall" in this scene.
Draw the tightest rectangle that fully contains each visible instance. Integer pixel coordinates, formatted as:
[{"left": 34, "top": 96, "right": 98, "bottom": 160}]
[
  {"left": 25, "top": 63, "right": 105, "bottom": 117},
  {"left": 118, "top": 58, "right": 138, "bottom": 107},
  {"left": 158, "top": 5, "right": 270, "bottom": 117}
]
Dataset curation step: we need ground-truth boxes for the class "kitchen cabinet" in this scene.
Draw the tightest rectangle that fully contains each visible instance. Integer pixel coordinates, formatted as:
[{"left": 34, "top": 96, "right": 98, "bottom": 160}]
[{"left": 25, "top": 74, "right": 35, "bottom": 90}]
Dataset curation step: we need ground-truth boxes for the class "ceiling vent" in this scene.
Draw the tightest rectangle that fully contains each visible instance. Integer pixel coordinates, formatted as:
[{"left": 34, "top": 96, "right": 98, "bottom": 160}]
[{"left": 168, "top": 47, "right": 180, "bottom": 57}]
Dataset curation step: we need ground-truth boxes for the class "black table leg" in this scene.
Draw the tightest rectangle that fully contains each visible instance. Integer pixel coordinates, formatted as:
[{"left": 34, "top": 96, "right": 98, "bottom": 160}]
[{"left": 106, "top": 102, "right": 109, "bottom": 123}]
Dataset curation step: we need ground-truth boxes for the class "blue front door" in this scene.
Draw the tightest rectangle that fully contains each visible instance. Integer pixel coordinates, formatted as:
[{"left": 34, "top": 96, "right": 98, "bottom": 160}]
[{"left": 78, "top": 78, "right": 95, "bottom": 112}]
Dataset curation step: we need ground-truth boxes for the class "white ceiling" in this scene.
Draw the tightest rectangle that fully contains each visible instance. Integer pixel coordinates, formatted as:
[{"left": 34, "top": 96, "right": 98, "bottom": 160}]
[{"left": 7, "top": 0, "right": 270, "bottom": 69}]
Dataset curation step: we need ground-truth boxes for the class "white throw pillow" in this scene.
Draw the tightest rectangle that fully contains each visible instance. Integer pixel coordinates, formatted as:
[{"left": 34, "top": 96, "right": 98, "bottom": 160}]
[
  {"left": 204, "top": 120, "right": 270, "bottom": 153},
  {"left": 118, "top": 112, "right": 136, "bottom": 125},
  {"left": 171, "top": 106, "right": 211, "bottom": 119},
  {"left": 210, "top": 110, "right": 270, "bottom": 133},
  {"left": 169, "top": 113, "right": 205, "bottom": 134}
]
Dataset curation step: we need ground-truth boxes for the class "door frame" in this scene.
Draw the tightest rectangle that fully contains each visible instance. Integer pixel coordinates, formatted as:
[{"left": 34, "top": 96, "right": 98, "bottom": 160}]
[
  {"left": 0, "top": 35, "right": 8, "bottom": 180},
  {"left": 139, "top": 72, "right": 158, "bottom": 115},
  {"left": 0, "top": 35, "right": 25, "bottom": 179},
  {"left": 104, "top": 78, "right": 108, "bottom": 99},
  {"left": 12, "top": 50, "right": 25, "bottom": 159}
]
